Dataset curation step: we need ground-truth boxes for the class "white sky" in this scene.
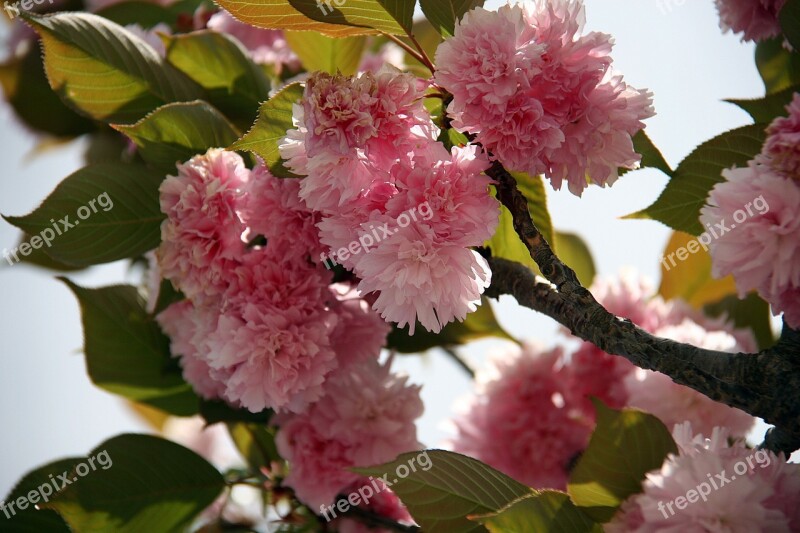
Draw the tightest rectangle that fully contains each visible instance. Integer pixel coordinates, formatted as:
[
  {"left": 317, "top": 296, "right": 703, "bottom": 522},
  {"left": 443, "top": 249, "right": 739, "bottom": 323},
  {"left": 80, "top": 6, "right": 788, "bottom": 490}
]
[{"left": 0, "top": 0, "right": 788, "bottom": 495}]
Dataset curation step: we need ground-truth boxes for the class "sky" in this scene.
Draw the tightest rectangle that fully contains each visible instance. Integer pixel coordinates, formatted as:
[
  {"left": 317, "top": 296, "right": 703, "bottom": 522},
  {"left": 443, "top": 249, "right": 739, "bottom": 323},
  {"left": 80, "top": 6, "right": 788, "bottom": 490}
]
[{"left": 0, "top": 0, "right": 785, "bottom": 495}]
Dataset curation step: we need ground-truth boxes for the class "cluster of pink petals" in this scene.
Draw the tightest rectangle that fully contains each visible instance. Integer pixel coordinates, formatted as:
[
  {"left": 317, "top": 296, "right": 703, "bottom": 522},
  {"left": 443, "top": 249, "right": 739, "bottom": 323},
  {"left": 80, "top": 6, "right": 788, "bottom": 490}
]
[
  {"left": 156, "top": 149, "right": 389, "bottom": 413},
  {"left": 434, "top": 1, "right": 654, "bottom": 196},
  {"left": 701, "top": 96, "right": 800, "bottom": 328},
  {"left": 206, "top": 9, "right": 300, "bottom": 71},
  {"left": 715, "top": 0, "right": 787, "bottom": 42},
  {"left": 274, "top": 359, "right": 423, "bottom": 509},
  {"left": 334, "top": 478, "right": 415, "bottom": 533},
  {"left": 280, "top": 69, "right": 500, "bottom": 334},
  {"left": 607, "top": 423, "right": 800, "bottom": 532},
  {"left": 450, "top": 343, "right": 592, "bottom": 490}
]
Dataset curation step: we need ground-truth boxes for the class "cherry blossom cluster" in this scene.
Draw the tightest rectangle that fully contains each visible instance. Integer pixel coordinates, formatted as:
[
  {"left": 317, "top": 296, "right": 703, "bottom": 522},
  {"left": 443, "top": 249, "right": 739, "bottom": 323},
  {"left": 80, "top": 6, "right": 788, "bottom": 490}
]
[
  {"left": 449, "top": 272, "right": 757, "bottom": 490},
  {"left": 701, "top": 94, "right": 800, "bottom": 328},
  {"left": 434, "top": 0, "right": 655, "bottom": 196},
  {"left": 714, "top": 0, "right": 787, "bottom": 42},
  {"left": 280, "top": 68, "right": 500, "bottom": 334},
  {"left": 608, "top": 423, "right": 800, "bottom": 531}
]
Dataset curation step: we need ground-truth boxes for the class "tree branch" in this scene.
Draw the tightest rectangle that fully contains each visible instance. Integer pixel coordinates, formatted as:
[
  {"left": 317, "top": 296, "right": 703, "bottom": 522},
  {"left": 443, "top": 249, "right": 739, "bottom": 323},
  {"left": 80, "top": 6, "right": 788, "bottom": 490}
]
[{"left": 485, "top": 161, "right": 800, "bottom": 455}]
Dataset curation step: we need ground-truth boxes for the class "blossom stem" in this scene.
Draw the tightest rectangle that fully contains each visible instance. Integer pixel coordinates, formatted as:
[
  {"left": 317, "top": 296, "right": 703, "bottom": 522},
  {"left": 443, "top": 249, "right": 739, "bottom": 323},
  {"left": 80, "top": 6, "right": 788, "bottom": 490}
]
[
  {"left": 442, "top": 347, "right": 475, "bottom": 378},
  {"left": 485, "top": 160, "right": 800, "bottom": 456},
  {"left": 382, "top": 33, "right": 434, "bottom": 74}
]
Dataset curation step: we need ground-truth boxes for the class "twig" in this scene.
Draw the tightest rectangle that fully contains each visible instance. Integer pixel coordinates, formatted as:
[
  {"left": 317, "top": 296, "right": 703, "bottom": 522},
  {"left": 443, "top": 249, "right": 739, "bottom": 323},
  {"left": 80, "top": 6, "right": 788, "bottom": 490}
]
[
  {"left": 382, "top": 33, "right": 432, "bottom": 74},
  {"left": 407, "top": 33, "right": 436, "bottom": 73},
  {"left": 442, "top": 347, "right": 475, "bottom": 378}
]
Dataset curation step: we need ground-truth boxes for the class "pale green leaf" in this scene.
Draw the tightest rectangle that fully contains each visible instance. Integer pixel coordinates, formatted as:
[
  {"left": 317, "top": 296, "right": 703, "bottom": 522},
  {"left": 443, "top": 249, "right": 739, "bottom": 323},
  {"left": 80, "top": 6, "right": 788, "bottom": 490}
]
[
  {"left": 473, "top": 491, "right": 602, "bottom": 533},
  {"left": 553, "top": 231, "right": 596, "bottom": 287},
  {"left": 285, "top": 31, "right": 366, "bottom": 75}
]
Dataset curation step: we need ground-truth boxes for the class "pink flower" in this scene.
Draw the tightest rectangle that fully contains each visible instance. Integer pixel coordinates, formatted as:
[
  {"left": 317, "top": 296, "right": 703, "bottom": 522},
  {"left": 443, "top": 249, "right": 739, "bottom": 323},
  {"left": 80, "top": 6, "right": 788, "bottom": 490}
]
[
  {"left": 156, "top": 300, "right": 228, "bottom": 400},
  {"left": 608, "top": 423, "right": 800, "bottom": 532},
  {"left": 334, "top": 479, "right": 416, "bottom": 533},
  {"left": 241, "top": 163, "right": 324, "bottom": 258},
  {"left": 328, "top": 284, "right": 391, "bottom": 369},
  {"left": 715, "top": 0, "right": 787, "bottom": 42},
  {"left": 764, "top": 93, "right": 800, "bottom": 179},
  {"left": 700, "top": 161, "right": 800, "bottom": 328},
  {"left": 450, "top": 343, "right": 592, "bottom": 490},
  {"left": 206, "top": 9, "right": 300, "bottom": 70},
  {"left": 624, "top": 320, "right": 756, "bottom": 439},
  {"left": 157, "top": 148, "right": 249, "bottom": 302},
  {"left": 434, "top": 0, "right": 653, "bottom": 196},
  {"left": 275, "top": 359, "right": 423, "bottom": 509},
  {"left": 359, "top": 42, "right": 406, "bottom": 73}
]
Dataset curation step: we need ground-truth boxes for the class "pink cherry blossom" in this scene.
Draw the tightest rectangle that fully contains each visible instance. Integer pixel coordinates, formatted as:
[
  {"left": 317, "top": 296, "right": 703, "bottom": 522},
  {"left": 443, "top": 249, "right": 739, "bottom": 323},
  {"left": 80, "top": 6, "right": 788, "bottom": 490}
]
[
  {"left": 715, "top": 0, "right": 787, "bottom": 42},
  {"left": 700, "top": 160, "right": 800, "bottom": 328},
  {"left": 275, "top": 359, "right": 423, "bottom": 509},
  {"left": 764, "top": 93, "right": 800, "bottom": 179},
  {"left": 450, "top": 343, "right": 591, "bottom": 490},
  {"left": 157, "top": 148, "right": 249, "bottom": 302},
  {"left": 434, "top": 0, "right": 654, "bottom": 196}
]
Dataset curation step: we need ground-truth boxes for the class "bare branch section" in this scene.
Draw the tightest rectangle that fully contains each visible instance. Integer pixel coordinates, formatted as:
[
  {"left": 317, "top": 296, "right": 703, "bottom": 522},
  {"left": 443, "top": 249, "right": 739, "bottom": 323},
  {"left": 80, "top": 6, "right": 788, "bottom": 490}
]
[{"left": 485, "top": 161, "right": 800, "bottom": 455}]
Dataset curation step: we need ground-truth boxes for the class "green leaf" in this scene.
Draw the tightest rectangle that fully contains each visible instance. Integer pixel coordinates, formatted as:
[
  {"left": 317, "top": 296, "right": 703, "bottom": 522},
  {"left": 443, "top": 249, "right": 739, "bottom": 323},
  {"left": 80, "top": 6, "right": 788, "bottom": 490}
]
[
  {"left": 387, "top": 297, "right": 515, "bottom": 353},
  {"left": 552, "top": 231, "right": 596, "bottom": 287},
  {"left": 114, "top": 101, "right": 240, "bottom": 173},
  {"left": 200, "top": 400, "right": 273, "bottom": 425},
  {"left": 514, "top": 172, "right": 555, "bottom": 246},
  {"left": 227, "top": 423, "right": 280, "bottom": 470},
  {"left": 779, "top": 0, "right": 800, "bottom": 51},
  {"left": 0, "top": 44, "right": 95, "bottom": 137},
  {"left": 625, "top": 124, "right": 767, "bottom": 235},
  {"left": 230, "top": 83, "right": 305, "bottom": 178},
  {"left": 44, "top": 434, "right": 225, "bottom": 532},
  {"left": 726, "top": 84, "right": 800, "bottom": 123},
  {"left": 60, "top": 280, "right": 200, "bottom": 416},
  {"left": 632, "top": 130, "right": 673, "bottom": 177},
  {"left": 95, "top": 1, "right": 172, "bottom": 28},
  {"left": 2, "top": 233, "right": 86, "bottom": 272},
  {"left": 287, "top": 0, "right": 416, "bottom": 35},
  {"left": 568, "top": 402, "right": 677, "bottom": 523},
  {"left": 285, "top": 32, "right": 366, "bottom": 75},
  {"left": 355, "top": 450, "right": 533, "bottom": 533},
  {"left": 215, "top": 0, "right": 397, "bottom": 37},
  {"left": 420, "top": 0, "right": 483, "bottom": 37},
  {"left": 488, "top": 204, "right": 539, "bottom": 273},
  {"left": 164, "top": 30, "right": 272, "bottom": 125},
  {"left": 472, "top": 491, "right": 602, "bottom": 533},
  {"left": 755, "top": 38, "right": 800, "bottom": 94},
  {"left": 704, "top": 292, "right": 775, "bottom": 350},
  {"left": 26, "top": 12, "right": 202, "bottom": 123},
  {"left": 3, "top": 164, "right": 164, "bottom": 266},
  {"left": 658, "top": 231, "right": 738, "bottom": 309},
  {"left": 1, "top": 458, "right": 78, "bottom": 531}
]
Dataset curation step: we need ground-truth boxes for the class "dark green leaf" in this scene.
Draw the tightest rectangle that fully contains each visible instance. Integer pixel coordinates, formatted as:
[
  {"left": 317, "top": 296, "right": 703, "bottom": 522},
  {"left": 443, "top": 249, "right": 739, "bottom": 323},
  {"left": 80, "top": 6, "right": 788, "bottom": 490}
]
[
  {"left": 568, "top": 402, "right": 677, "bottom": 523},
  {"left": 61, "top": 280, "right": 200, "bottom": 416},
  {"left": 387, "top": 298, "right": 515, "bottom": 353},
  {"left": 25, "top": 12, "right": 202, "bottom": 123},
  {"left": 755, "top": 38, "right": 800, "bottom": 94},
  {"left": 44, "top": 434, "right": 225, "bottom": 532},
  {"left": 2, "top": 233, "right": 86, "bottom": 272},
  {"left": 227, "top": 423, "right": 279, "bottom": 470},
  {"left": 114, "top": 101, "right": 240, "bottom": 173},
  {"left": 625, "top": 124, "right": 767, "bottom": 235},
  {"left": 200, "top": 400, "right": 272, "bottom": 425},
  {"left": 704, "top": 292, "right": 775, "bottom": 350},
  {"left": 230, "top": 83, "right": 304, "bottom": 178},
  {"left": 355, "top": 450, "right": 533, "bottom": 533},
  {"left": 284, "top": 32, "right": 366, "bottom": 75},
  {"left": 3, "top": 164, "right": 164, "bottom": 266},
  {"left": 472, "top": 491, "right": 602, "bottom": 533},
  {"left": 0, "top": 45, "right": 95, "bottom": 137},
  {"left": 1, "top": 458, "right": 78, "bottom": 531},
  {"left": 420, "top": 0, "right": 482, "bottom": 37},
  {"left": 779, "top": 0, "right": 800, "bottom": 51},
  {"left": 164, "top": 30, "right": 271, "bottom": 125},
  {"left": 726, "top": 84, "right": 800, "bottom": 123},
  {"left": 151, "top": 279, "right": 184, "bottom": 316},
  {"left": 553, "top": 231, "right": 596, "bottom": 287},
  {"left": 95, "top": 1, "right": 172, "bottom": 28},
  {"left": 631, "top": 130, "right": 672, "bottom": 177}
]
